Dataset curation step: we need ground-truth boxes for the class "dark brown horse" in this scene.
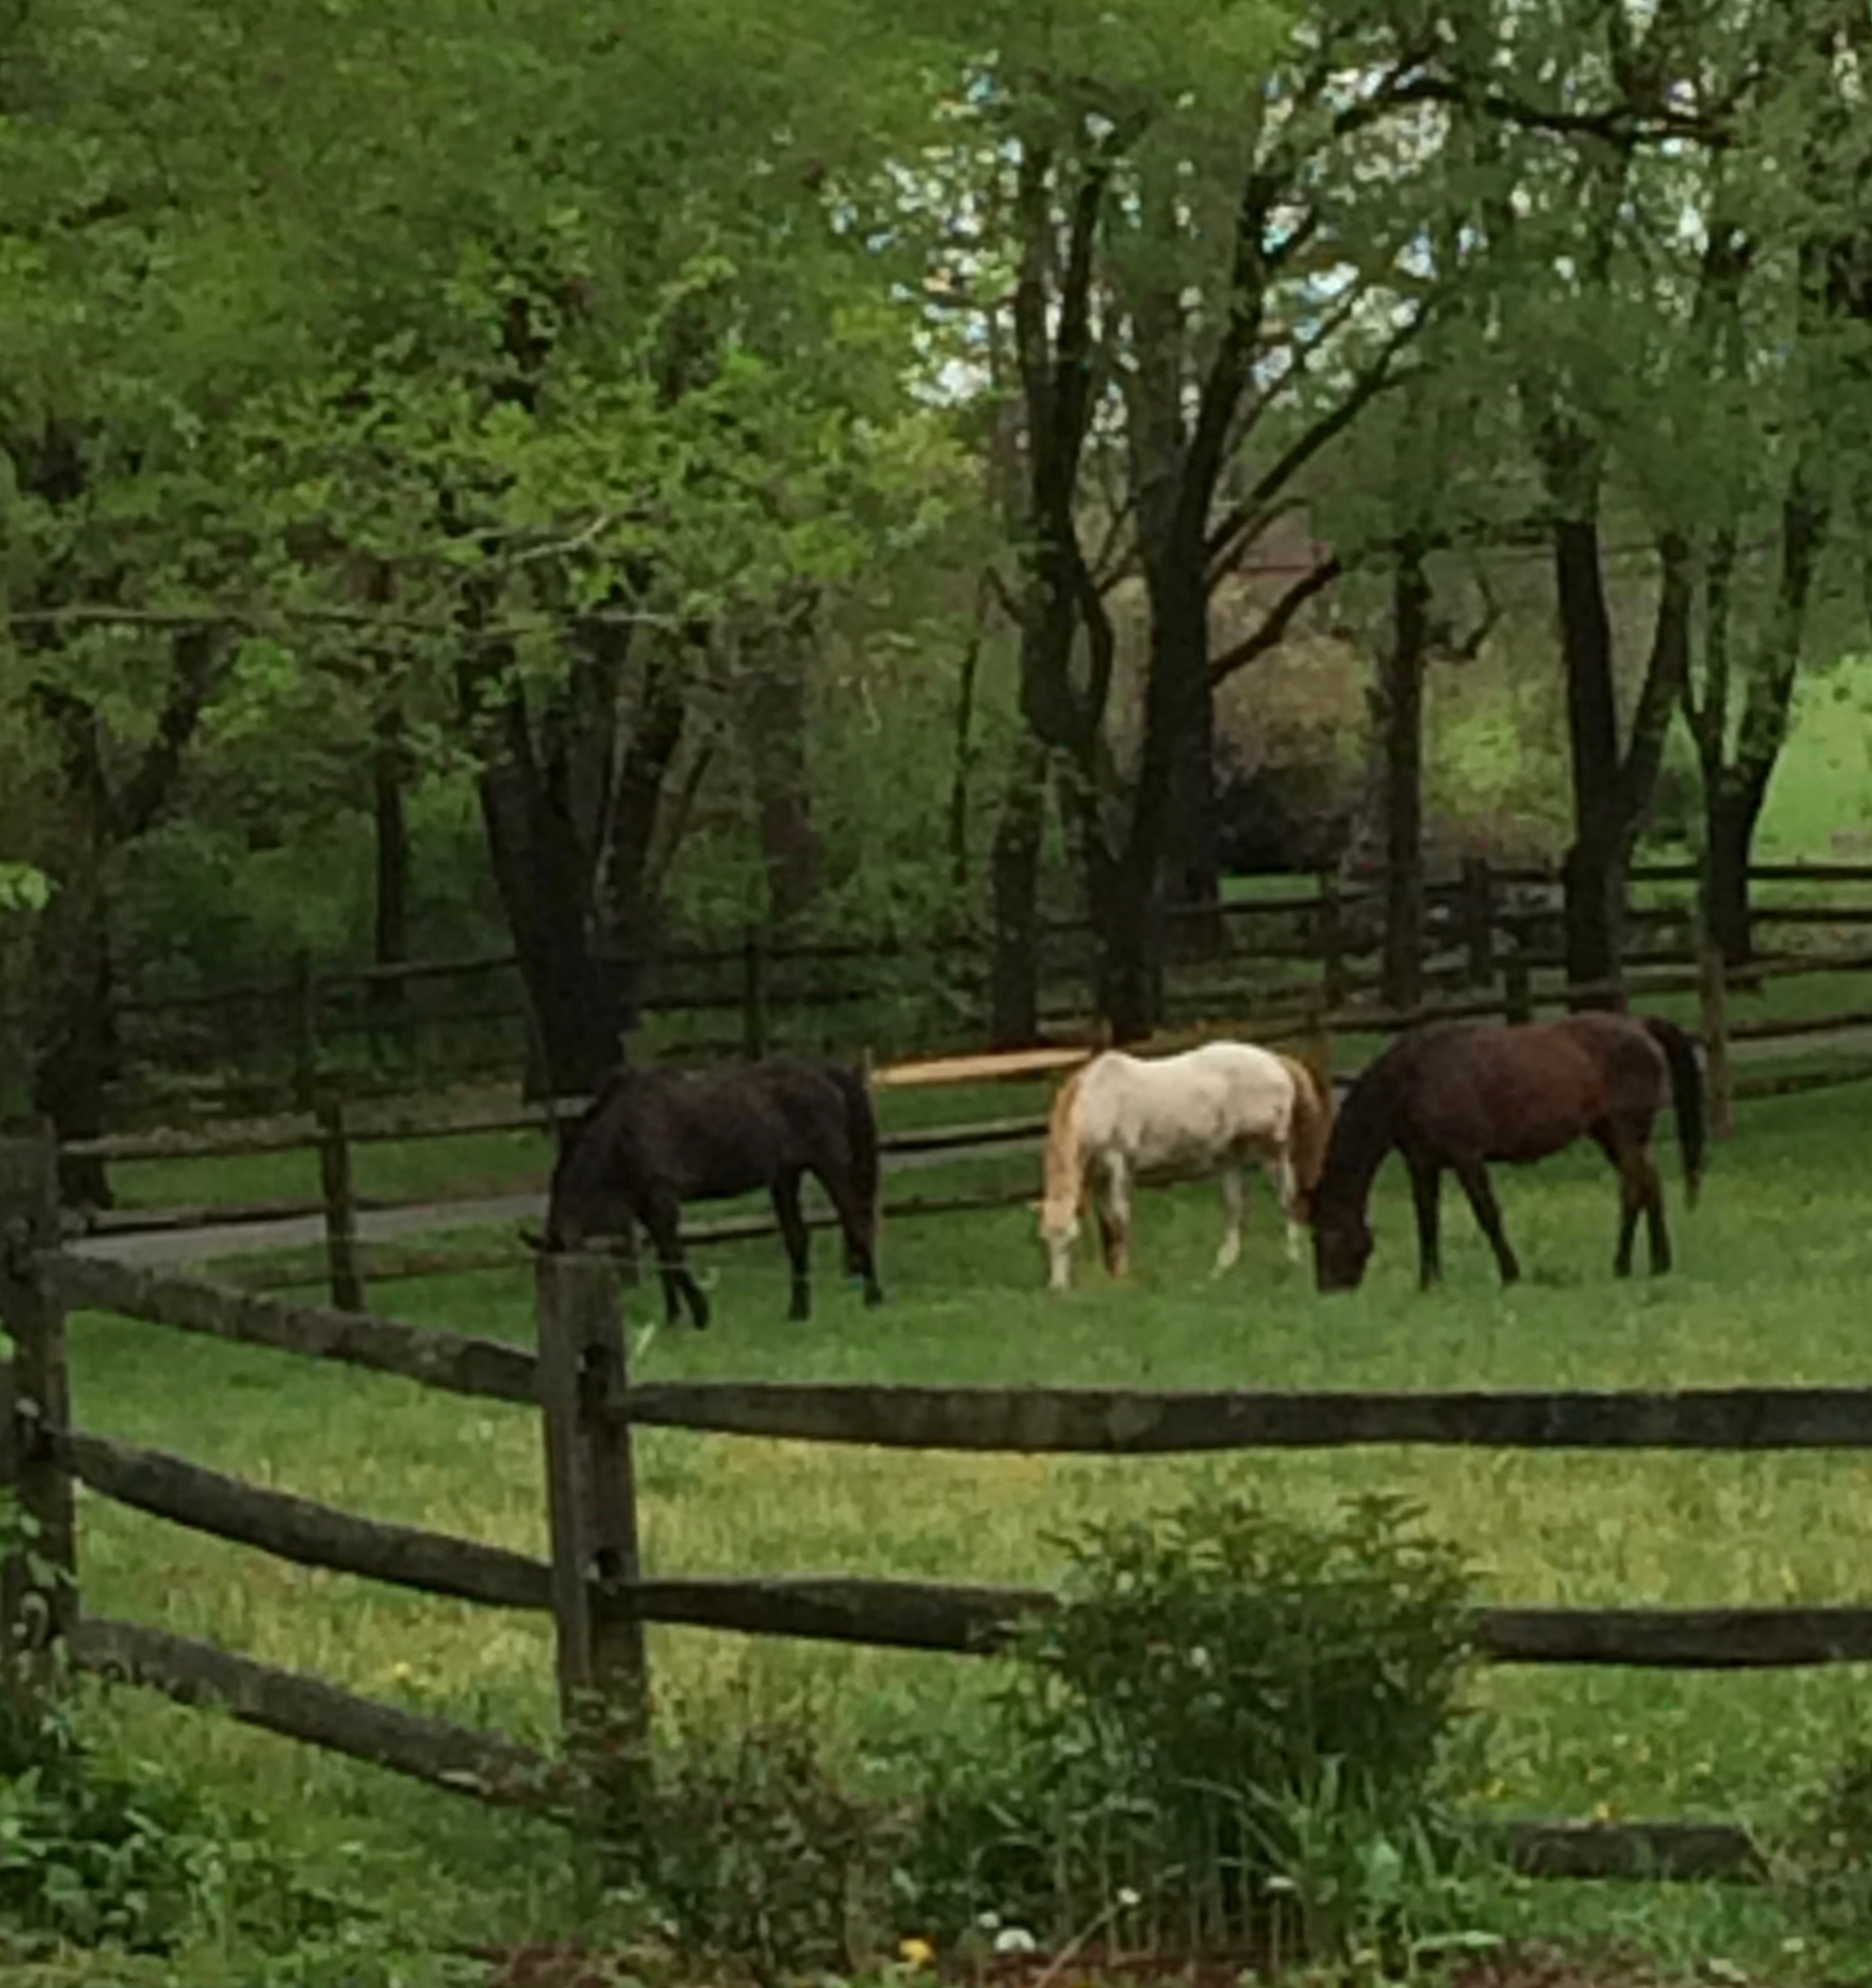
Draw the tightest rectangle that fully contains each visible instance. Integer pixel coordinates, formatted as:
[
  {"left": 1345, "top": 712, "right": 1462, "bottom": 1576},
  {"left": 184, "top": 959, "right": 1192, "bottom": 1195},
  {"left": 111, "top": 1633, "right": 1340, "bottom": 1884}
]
[
  {"left": 1311, "top": 1013, "right": 1705, "bottom": 1292},
  {"left": 542, "top": 1060, "right": 883, "bottom": 1327}
]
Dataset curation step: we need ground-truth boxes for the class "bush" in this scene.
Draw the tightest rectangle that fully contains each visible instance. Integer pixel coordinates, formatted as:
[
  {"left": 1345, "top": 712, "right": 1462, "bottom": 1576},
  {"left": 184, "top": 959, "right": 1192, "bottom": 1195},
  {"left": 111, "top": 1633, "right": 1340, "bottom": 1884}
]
[
  {"left": 620, "top": 1703, "right": 906, "bottom": 1984},
  {"left": 1775, "top": 1743, "right": 1872, "bottom": 1948},
  {"left": 902, "top": 1491, "right": 1483, "bottom": 1964},
  {"left": 0, "top": 1685, "right": 236, "bottom": 1955}
]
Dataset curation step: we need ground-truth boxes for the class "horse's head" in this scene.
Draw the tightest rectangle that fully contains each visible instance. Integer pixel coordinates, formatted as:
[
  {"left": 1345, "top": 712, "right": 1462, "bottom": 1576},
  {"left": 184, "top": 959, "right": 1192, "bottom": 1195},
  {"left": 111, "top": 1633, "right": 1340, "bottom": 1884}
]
[
  {"left": 1035, "top": 1192, "right": 1079, "bottom": 1293},
  {"left": 1311, "top": 1202, "right": 1372, "bottom": 1292},
  {"left": 542, "top": 1074, "right": 637, "bottom": 1257}
]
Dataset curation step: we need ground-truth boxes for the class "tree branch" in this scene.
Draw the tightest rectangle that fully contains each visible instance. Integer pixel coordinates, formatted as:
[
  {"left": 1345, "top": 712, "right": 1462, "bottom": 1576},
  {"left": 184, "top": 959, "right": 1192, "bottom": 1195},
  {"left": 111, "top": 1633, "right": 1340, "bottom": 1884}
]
[
  {"left": 1615, "top": 531, "right": 1694, "bottom": 832},
  {"left": 1205, "top": 301, "right": 1429, "bottom": 587},
  {"left": 108, "top": 626, "right": 222, "bottom": 843},
  {"left": 1207, "top": 556, "right": 1342, "bottom": 687}
]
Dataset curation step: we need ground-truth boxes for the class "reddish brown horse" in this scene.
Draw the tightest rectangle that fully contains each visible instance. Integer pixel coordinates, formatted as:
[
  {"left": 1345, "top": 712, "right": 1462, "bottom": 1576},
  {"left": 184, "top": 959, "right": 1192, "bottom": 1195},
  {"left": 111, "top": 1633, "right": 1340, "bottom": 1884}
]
[{"left": 1311, "top": 1013, "right": 1705, "bottom": 1292}]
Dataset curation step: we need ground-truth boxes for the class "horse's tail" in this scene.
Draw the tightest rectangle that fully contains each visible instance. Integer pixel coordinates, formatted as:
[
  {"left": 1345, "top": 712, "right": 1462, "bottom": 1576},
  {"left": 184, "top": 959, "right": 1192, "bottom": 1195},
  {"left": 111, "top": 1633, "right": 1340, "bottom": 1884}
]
[
  {"left": 1642, "top": 1016, "right": 1707, "bottom": 1208},
  {"left": 1041, "top": 1060, "right": 1093, "bottom": 1228},
  {"left": 1275, "top": 1052, "right": 1335, "bottom": 1197},
  {"left": 824, "top": 1062, "right": 881, "bottom": 1232}
]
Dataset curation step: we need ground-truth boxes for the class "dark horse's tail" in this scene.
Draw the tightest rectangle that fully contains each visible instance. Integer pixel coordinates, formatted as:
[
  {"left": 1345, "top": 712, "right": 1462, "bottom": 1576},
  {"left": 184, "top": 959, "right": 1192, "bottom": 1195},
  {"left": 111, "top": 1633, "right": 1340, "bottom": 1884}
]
[
  {"left": 824, "top": 1062, "right": 881, "bottom": 1253},
  {"left": 1643, "top": 1017, "right": 1707, "bottom": 1208}
]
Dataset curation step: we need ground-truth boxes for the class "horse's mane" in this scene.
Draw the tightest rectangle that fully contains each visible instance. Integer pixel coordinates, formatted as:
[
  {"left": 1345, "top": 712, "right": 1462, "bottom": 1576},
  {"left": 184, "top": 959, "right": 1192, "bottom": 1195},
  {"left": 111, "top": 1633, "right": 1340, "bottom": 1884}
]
[
  {"left": 1275, "top": 1053, "right": 1335, "bottom": 1192},
  {"left": 1313, "top": 1049, "right": 1401, "bottom": 1213},
  {"left": 1041, "top": 1058, "right": 1096, "bottom": 1227},
  {"left": 553, "top": 1067, "right": 636, "bottom": 1166}
]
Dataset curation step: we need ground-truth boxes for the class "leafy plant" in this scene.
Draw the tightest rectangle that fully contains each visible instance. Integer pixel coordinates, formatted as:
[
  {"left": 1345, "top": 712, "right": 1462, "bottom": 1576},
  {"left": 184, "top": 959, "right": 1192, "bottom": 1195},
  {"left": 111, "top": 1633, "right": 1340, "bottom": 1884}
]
[
  {"left": 901, "top": 1492, "right": 1482, "bottom": 1966},
  {"left": 0, "top": 1685, "right": 235, "bottom": 1954},
  {"left": 1773, "top": 1743, "right": 1872, "bottom": 1949},
  {"left": 618, "top": 1702, "right": 905, "bottom": 1984}
]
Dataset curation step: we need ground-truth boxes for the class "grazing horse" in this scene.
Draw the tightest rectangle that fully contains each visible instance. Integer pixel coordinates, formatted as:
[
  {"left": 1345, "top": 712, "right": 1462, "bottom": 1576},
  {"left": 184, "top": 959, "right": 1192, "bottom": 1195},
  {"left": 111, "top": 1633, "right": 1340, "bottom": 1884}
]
[
  {"left": 542, "top": 1060, "right": 883, "bottom": 1327},
  {"left": 1038, "top": 1042, "right": 1333, "bottom": 1291},
  {"left": 1310, "top": 1012, "right": 1706, "bottom": 1293}
]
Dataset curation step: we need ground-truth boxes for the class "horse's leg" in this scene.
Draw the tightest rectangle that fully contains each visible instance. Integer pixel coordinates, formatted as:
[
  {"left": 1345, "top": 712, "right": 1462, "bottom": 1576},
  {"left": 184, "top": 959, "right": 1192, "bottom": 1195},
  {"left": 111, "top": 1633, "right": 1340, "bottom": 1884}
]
[
  {"left": 815, "top": 1159, "right": 884, "bottom": 1307},
  {"left": 1405, "top": 1155, "right": 1443, "bottom": 1290},
  {"left": 772, "top": 1171, "right": 813, "bottom": 1321},
  {"left": 1273, "top": 1152, "right": 1305, "bottom": 1265},
  {"left": 1451, "top": 1156, "right": 1519, "bottom": 1286},
  {"left": 1593, "top": 1121, "right": 1660, "bottom": 1278},
  {"left": 640, "top": 1189, "right": 707, "bottom": 1329},
  {"left": 1102, "top": 1155, "right": 1133, "bottom": 1278},
  {"left": 1213, "top": 1166, "right": 1245, "bottom": 1274},
  {"left": 1634, "top": 1132, "right": 1671, "bottom": 1275}
]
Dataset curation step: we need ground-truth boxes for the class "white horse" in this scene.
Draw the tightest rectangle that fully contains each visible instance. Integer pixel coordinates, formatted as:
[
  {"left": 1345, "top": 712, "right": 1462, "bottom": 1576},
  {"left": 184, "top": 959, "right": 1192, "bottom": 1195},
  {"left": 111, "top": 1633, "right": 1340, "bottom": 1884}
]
[{"left": 1038, "top": 1042, "right": 1333, "bottom": 1292}]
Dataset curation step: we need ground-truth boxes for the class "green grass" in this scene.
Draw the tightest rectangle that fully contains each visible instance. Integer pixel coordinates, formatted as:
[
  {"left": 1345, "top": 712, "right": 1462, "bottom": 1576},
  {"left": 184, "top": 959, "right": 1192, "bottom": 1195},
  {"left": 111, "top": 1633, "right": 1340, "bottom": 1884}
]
[{"left": 41, "top": 1079, "right": 1872, "bottom": 1976}]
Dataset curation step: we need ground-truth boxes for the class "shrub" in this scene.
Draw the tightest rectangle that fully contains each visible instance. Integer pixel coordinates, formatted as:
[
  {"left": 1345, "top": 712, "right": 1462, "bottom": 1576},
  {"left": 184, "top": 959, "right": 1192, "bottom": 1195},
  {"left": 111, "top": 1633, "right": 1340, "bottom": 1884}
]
[
  {"left": 620, "top": 1703, "right": 906, "bottom": 1984},
  {"left": 1774, "top": 1743, "right": 1872, "bottom": 1949},
  {"left": 0, "top": 1685, "right": 234, "bottom": 1954},
  {"left": 902, "top": 1491, "right": 1482, "bottom": 1963}
]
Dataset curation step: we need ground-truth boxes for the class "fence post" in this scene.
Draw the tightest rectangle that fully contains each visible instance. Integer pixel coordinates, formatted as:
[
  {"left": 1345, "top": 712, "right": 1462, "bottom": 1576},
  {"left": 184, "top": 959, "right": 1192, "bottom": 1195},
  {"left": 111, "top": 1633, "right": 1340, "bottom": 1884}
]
[
  {"left": 1300, "top": 992, "right": 1334, "bottom": 1089},
  {"left": 1697, "top": 937, "right": 1736, "bottom": 1142},
  {"left": 0, "top": 1130, "right": 75, "bottom": 1692},
  {"left": 1461, "top": 857, "right": 1496, "bottom": 989},
  {"left": 536, "top": 1250, "right": 649, "bottom": 1834},
  {"left": 316, "top": 1093, "right": 367, "bottom": 1313},
  {"left": 1503, "top": 946, "right": 1534, "bottom": 1027},
  {"left": 291, "top": 949, "right": 320, "bottom": 1110},
  {"left": 1316, "top": 870, "right": 1348, "bottom": 1013},
  {"left": 741, "top": 927, "right": 768, "bottom": 1063}
]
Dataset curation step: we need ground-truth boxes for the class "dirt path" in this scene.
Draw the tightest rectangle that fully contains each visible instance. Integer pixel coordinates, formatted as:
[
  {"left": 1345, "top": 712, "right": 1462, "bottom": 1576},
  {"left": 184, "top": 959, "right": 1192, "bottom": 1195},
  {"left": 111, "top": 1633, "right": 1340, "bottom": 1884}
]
[{"left": 69, "top": 1141, "right": 1040, "bottom": 1271}]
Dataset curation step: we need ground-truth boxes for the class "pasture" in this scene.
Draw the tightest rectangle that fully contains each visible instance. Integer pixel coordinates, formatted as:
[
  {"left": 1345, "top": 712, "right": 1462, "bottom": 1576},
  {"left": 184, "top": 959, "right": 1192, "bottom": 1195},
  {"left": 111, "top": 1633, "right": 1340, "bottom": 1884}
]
[{"left": 51, "top": 1076, "right": 1872, "bottom": 1974}]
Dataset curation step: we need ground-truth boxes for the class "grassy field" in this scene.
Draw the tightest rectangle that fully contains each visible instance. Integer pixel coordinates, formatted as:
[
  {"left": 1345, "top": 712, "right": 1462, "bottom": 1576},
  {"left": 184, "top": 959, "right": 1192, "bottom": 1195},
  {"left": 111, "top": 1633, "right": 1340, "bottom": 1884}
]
[{"left": 36, "top": 1075, "right": 1872, "bottom": 1979}]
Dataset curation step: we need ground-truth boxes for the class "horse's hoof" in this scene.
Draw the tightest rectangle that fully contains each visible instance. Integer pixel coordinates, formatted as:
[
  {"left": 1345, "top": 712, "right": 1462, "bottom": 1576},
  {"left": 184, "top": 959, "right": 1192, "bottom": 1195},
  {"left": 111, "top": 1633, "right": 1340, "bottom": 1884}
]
[
  {"left": 788, "top": 1302, "right": 811, "bottom": 1323},
  {"left": 863, "top": 1285, "right": 885, "bottom": 1308}
]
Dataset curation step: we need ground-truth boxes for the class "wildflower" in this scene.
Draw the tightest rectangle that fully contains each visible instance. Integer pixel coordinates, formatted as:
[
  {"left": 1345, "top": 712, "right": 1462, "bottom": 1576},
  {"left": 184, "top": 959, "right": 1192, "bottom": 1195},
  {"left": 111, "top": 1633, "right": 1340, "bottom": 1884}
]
[
  {"left": 389, "top": 1661, "right": 414, "bottom": 1684},
  {"left": 1116, "top": 1887, "right": 1141, "bottom": 1911},
  {"left": 976, "top": 1912, "right": 1002, "bottom": 1933},
  {"left": 899, "top": 1936, "right": 935, "bottom": 1969},
  {"left": 993, "top": 1927, "right": 1038, "bottom": 1956}
]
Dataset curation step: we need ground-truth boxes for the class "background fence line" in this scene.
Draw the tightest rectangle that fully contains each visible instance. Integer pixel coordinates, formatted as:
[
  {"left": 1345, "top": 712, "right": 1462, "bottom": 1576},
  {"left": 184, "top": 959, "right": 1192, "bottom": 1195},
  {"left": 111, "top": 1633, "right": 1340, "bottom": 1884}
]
[
  {"left": 51, "top": 925, "right": 1872, "bottom": 1314},
  {"left": 75, "top": 856, "right": 1872, "bottom": 1124}
]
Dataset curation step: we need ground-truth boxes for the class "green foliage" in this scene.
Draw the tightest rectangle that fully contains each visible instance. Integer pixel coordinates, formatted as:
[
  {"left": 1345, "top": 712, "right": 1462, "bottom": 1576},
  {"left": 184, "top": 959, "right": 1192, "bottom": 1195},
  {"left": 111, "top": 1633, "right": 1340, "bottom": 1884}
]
[
  {"left": 623, "top": 1704, "right": 903, "bottom": 1982},
  {"left": 0, "top": 865, "right": 50, "bottom": 915},
  {"left": 1774, "top": 1746, "right": 1872, "bottom": 1956},
  {"left": 0, "top": 1690, "right": 237, "bottom": 1955},
  {"left": 901, "top": 1492, "right": 1481, "bottom": 1962}
]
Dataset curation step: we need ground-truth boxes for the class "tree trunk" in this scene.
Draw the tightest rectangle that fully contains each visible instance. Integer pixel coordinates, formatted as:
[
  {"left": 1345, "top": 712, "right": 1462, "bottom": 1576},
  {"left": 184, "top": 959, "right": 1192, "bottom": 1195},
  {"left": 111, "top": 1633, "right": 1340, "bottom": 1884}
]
[
  {"left": 1378, "top": 540, "right": 1430, "bottom": 1009},
  {"left": 948, "top": 576, "right": 993, "bottom": 895},
  {"left": 369, "top": 703, "right": 410, "bottom": 1011},
  {"left": 477, "top": 696, "right": 625, "bottom": 1100},
  {"left": 1092, "top": 845, "right": 1159, "bottom": 1043},
  {"left": 1702, "top": 782, "right": 1759, "bottom": 966},
  {"left": 1096, "top": 547, "right": 1207, "bottom": 1034},
  {"left": 1560, "top": 835, "right": 1625, "bottom": 1000},
  {"left": 1552, "top": 515, "right": 1627, "bottom": 996},
  {"left": 989, "top": 734, "right": 1047, "bottom": 1046},
  {"left": 744, "top": 600, "right": 824, "bottom": 929},
  {"left": 30, "top": 849, "right": 114, "bottom": 1208},
  {"left": 1160, "top": 689, "right": 1222, "bottom": 957}
]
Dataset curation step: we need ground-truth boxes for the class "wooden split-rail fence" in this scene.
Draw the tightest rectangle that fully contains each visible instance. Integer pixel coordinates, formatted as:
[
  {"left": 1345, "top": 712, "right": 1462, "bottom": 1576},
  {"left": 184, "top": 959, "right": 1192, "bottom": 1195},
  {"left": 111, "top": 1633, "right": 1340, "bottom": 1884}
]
[{"left": 7, "top": 1130, "right": 1872, "bottom": 1884}]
